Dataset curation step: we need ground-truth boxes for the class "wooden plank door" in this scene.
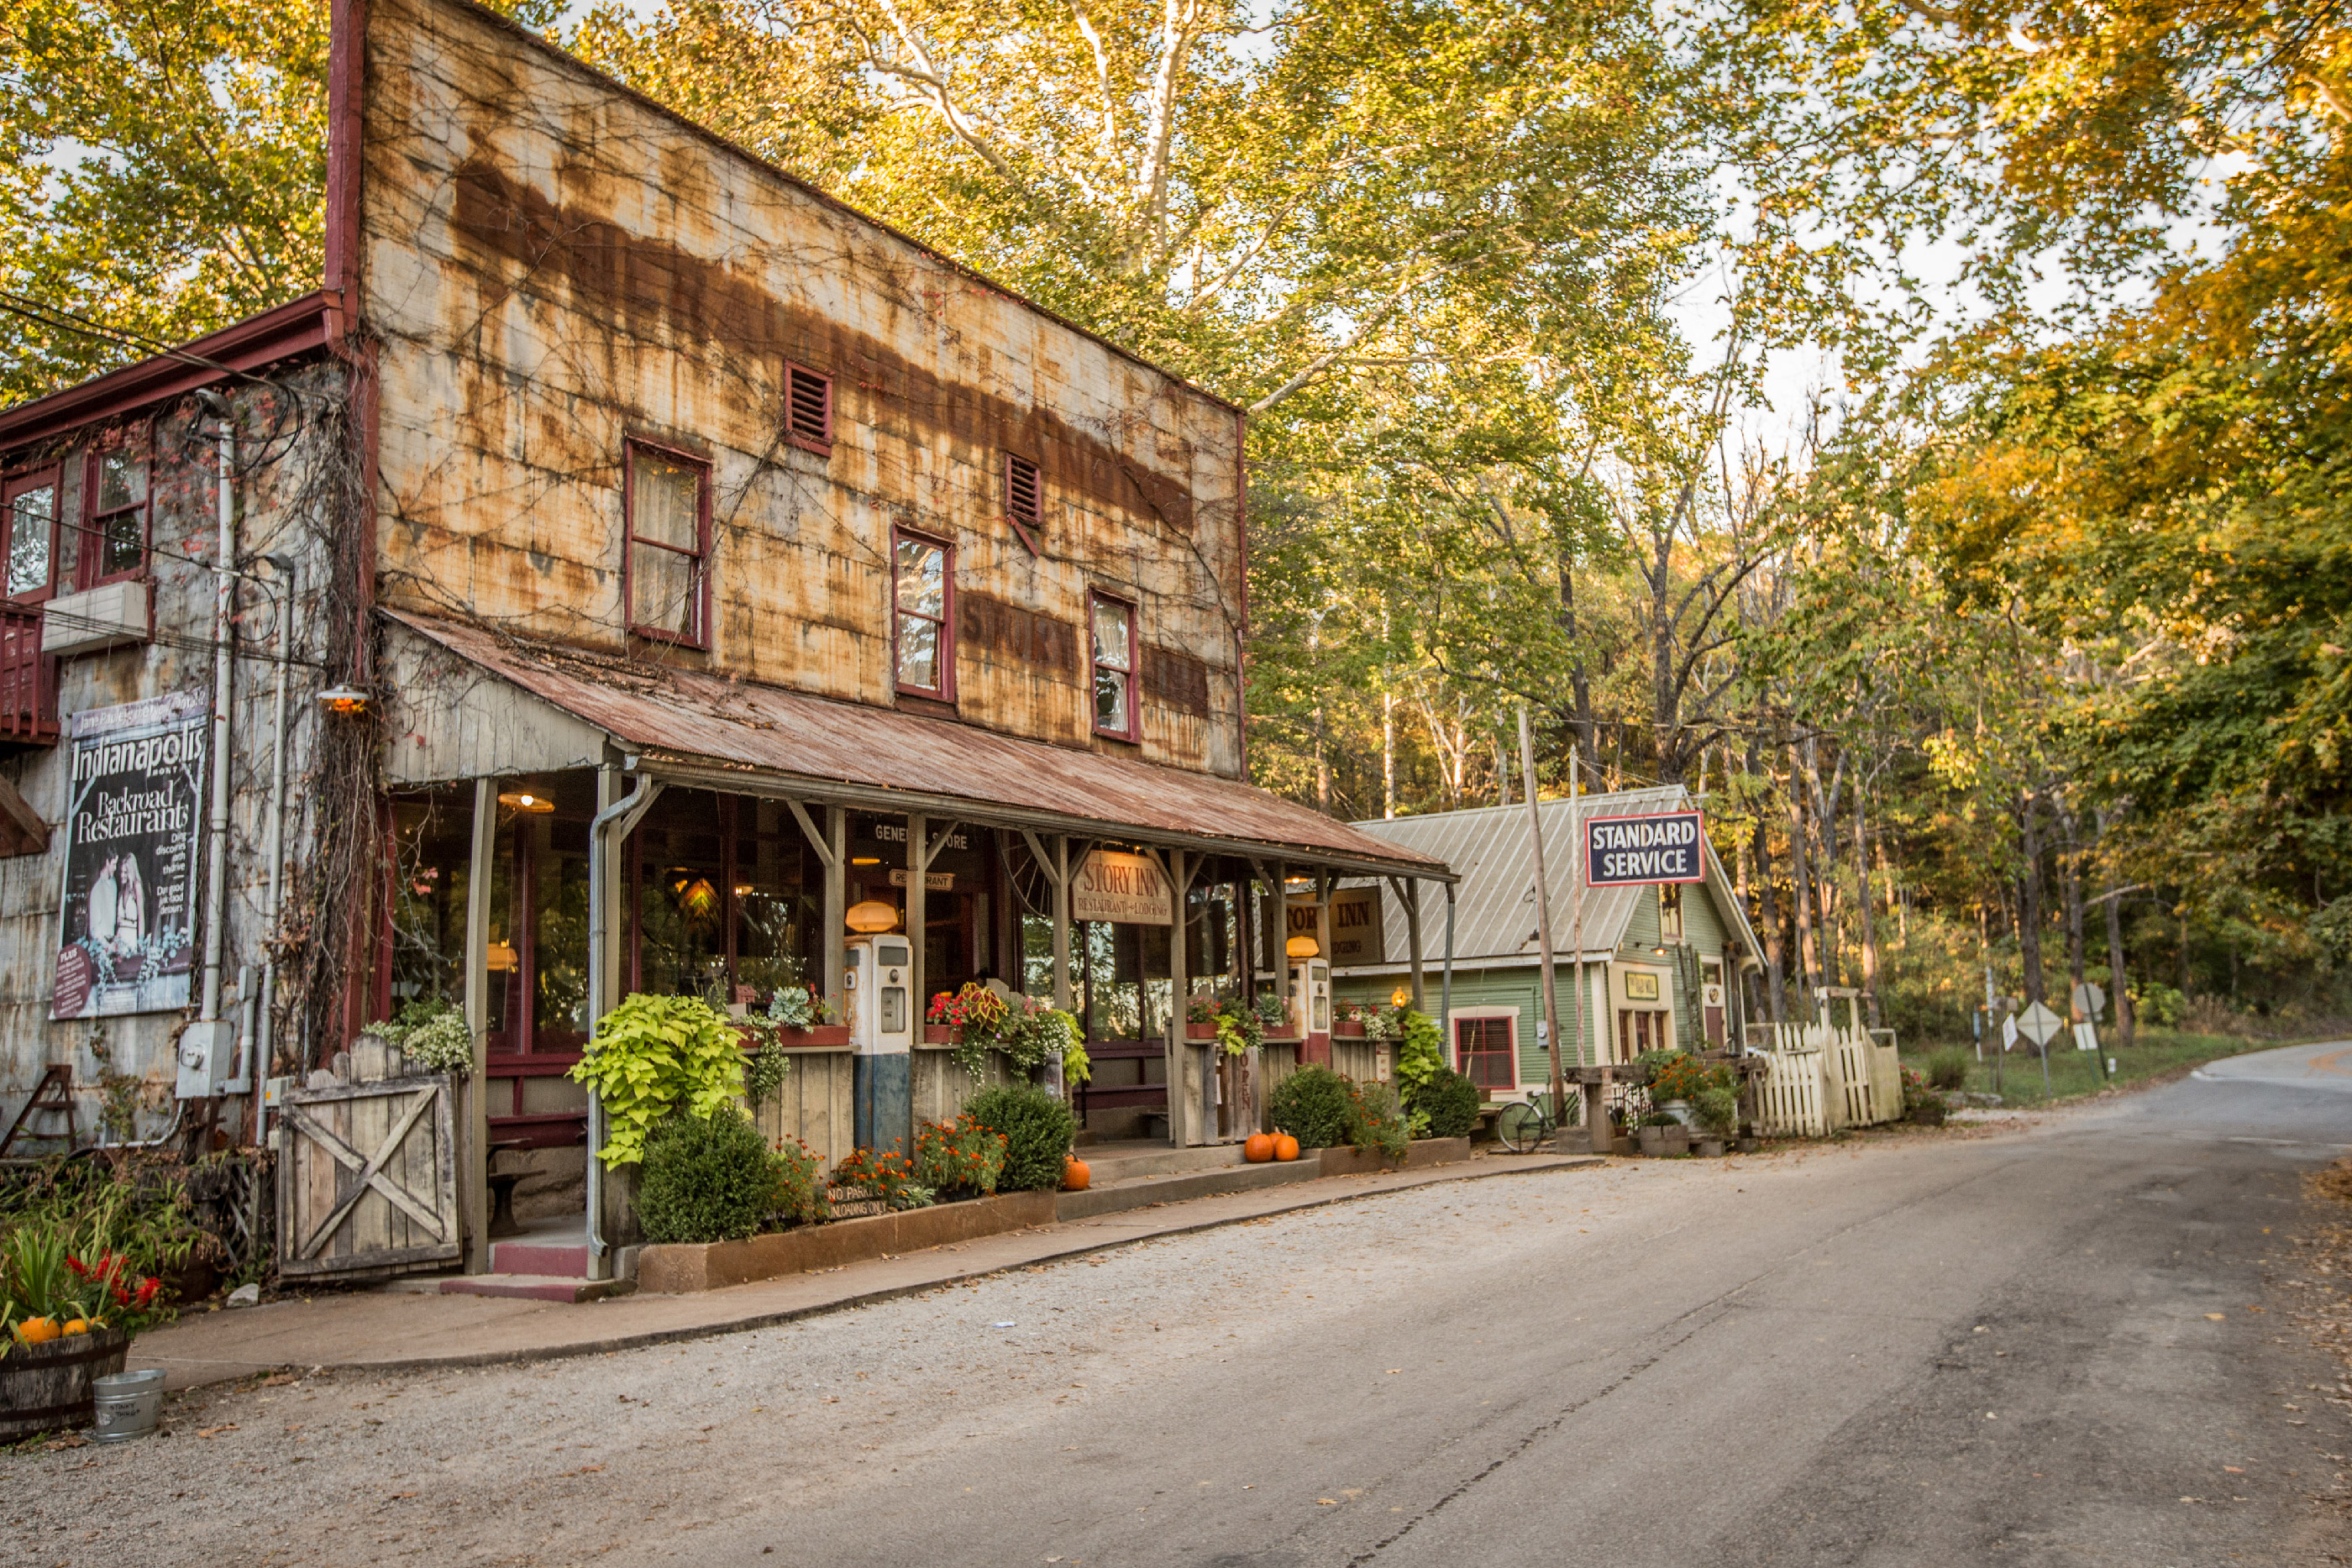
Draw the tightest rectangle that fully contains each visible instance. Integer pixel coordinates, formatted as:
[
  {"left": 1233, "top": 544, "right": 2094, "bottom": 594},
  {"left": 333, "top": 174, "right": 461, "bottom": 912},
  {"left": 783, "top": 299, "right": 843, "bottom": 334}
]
[{"left": 277, "top": 1074, "right": 460, "bottom": 1279}]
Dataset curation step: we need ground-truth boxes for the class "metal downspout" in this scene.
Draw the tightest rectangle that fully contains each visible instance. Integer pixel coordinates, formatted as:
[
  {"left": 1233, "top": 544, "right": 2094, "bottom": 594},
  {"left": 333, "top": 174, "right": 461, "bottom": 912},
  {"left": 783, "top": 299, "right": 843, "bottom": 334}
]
[
  {"left": 195, "top": 391, "right": 237, "bottom": 1030},
  {"left": 585, "top": 768, "right": 660, "bottom": 1275}
]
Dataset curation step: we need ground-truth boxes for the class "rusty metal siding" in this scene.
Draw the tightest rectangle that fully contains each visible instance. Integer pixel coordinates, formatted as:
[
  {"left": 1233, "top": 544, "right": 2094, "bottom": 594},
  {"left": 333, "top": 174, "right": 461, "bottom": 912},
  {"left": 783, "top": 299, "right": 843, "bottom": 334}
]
[{"left": 360, "top": 0, "right": 1247, "bottom": 779}]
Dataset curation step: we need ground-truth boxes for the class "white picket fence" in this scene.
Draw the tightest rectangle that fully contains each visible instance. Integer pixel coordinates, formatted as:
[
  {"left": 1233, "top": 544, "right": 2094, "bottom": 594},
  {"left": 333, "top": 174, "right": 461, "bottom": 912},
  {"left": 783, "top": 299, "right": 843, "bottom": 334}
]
[{"left": 1747, "top": 1018, "right": 1903, "bottom": 1138}]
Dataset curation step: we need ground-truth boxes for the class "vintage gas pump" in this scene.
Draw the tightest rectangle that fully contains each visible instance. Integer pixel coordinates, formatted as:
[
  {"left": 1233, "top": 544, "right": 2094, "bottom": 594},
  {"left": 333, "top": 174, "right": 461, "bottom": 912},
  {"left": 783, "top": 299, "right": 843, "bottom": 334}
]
[
  {"left": 845, "top": 932, "right": 914, "bottom": 1154},
  {"left": 1290, "top": 958, "right": 1331, "bottom": 1068}
]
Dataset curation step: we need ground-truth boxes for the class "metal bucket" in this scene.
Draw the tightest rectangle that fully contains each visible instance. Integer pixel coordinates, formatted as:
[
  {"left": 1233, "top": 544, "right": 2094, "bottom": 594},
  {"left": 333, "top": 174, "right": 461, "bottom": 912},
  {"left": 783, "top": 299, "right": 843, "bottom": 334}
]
[{"left": 90, "top": 1367, "right": 165, "bottom": 1443}]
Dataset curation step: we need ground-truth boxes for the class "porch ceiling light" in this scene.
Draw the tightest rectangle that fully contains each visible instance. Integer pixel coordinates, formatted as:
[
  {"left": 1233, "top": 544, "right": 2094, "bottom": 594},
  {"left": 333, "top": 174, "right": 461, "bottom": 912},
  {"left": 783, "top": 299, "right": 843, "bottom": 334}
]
[
  {"left": 497, "top": 790, "right": 555, "bottom": 813},
  {"left": 317, "top": 684, "right": 371, "bottom": 715},
  {"left": 1285, "top": 934, "right": 1320, "bottom": 960},
  {"left": 851, "top": 856, "right": 882, "bottom": 867},
  {"left": 1391, "top": 985, "right": 1412, "bottom": 1008},
  {"left": 847, "top": 899, "right": 899, "bottom": 934}
]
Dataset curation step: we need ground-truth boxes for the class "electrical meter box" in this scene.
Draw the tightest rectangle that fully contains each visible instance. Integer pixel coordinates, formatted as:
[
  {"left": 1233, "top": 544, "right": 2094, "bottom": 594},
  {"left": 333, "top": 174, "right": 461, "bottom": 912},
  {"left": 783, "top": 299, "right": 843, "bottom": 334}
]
[
  {"left": 846, "top": 933, "right": 913, "bottom": 1153},
  {"left": 176, "top": 1019, "right": 237, "bottom": 1100}
]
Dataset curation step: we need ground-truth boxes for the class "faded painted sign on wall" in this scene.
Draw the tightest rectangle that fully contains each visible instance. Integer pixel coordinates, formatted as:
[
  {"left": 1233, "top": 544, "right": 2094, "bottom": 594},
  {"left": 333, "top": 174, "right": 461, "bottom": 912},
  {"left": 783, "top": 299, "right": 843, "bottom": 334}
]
[
  {"left": 53, "top": 690, "right": 207, "bottom": 1019},
  {"left": 1072, "top": 850, "right": 1169, "bottom": 925},
  {"left": 1288, "top": 888, "right": 1385, "bottom": 964}
]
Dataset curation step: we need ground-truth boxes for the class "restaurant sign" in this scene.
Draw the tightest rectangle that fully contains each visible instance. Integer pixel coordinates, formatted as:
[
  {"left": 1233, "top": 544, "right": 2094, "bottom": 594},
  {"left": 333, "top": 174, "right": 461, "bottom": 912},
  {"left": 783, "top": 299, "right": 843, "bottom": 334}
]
[
  {"left": 53, "top": 690, "right": 207, "bottom": 1019},
  {"left": 1072, "top": 850, "right": 1169, "bottom": 925},
  {"left": 1286, "top": 888, "right": 1385, "bottom": 964}
]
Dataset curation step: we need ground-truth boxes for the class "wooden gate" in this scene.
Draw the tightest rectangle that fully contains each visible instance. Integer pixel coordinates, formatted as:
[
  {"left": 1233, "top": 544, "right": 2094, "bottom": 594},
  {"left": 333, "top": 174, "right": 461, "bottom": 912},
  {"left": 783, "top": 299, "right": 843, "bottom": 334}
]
[{"left": 277, "top": 1072, "right": 459, "bottom": 1279}]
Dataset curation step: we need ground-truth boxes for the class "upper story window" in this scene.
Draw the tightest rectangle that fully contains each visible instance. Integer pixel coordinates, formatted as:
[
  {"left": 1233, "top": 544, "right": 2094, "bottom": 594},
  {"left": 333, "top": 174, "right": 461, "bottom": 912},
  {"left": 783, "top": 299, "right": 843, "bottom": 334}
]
[
  {"left": 1658, "top": 882, "right": 1684, "bottom": 942},
  {"left": 1089, "top": 590, "right": 1137, "bottom": 741},
  {"left": 625, "top": 441, "right": 710, "bottom": 647},
  {"left": 785, "top": 363, "right": 832, "bottom": 454},
  {"left": 2, "top": 468, "right": 57, "bottom": 604},
  {"left": 85, "top": 448, "right": 147, "bottom": 586},
  {"left": 893, "top": 528, "right": 953, "bottom": 700}
]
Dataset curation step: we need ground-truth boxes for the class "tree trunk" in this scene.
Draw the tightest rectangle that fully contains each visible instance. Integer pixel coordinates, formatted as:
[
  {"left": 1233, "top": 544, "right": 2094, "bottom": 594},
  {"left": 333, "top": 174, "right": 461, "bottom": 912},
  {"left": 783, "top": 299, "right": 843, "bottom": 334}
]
[
  {"left": 1313, "top": 705, "right": 1331, "bottom": 813},
  {"left": 1786, "top": 757, "right": 1819, "bottom": 1009},
  {"left": 2105, "top": 880, "right": 2135, "bottom": 1050},
  {"left": 2060, "top": 806, "right": 2087, "bottom": 1015},
  {"left": 1494, "top": 735, "right": 1510, "bottom": 807},
  {"left": 2018, "top": 795, "right": 2047, "bottom": 1007},
  {"left": 1752, "top": 808, "right": 1788, "bottom": 1024},
  {"left": 1853, "top": 781, "right": 1882, "bottom": 1029},
  {"left": 1381, "top": 688, "right": 1396, "bottom": 820}
]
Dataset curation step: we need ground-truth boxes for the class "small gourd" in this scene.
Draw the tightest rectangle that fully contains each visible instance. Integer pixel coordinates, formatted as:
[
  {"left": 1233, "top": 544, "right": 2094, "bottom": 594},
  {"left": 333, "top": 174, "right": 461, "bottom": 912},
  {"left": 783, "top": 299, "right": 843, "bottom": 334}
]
[
  {"left": 60, "top": 1319, "right": 88, "bottom": 1337},
  {"left": 1244, "top": 1132, "right": 1274, "bottom": 1163},
  {"left": 1063, "top": 1156, "right": 1091, "bottom": 1192},
  {"left": 1273, "top": 1132, "right": 1300, "bottom": 1162},
  {"left": 13, "top": 1316, "right": 60, "bottom": 1345}
]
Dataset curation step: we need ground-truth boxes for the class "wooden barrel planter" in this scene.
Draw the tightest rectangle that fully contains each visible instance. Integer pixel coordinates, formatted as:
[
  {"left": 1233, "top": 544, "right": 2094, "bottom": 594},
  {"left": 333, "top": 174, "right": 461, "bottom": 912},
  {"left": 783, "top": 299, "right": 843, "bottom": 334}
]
[{"left": 0, "top": 1328, "right": 132, "bottom": 1442}]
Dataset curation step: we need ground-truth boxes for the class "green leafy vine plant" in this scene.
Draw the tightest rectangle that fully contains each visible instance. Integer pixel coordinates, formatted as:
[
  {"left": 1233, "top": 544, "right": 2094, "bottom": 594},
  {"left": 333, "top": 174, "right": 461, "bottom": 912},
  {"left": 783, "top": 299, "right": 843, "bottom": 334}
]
[{"left": 567, "top": 994, "right": 746, "bottom": 1167}]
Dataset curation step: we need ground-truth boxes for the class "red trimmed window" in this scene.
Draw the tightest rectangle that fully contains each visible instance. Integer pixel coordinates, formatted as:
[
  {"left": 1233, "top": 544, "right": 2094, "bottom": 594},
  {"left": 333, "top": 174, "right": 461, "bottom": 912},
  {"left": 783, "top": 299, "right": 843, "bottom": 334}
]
[
  {"left": 893, "top": 528, "right": 953, "bottom": 699},
  {"left": 1089, "top": 590, "right": 1137, "bottom": 740},
  {"left": 82, "top": 447, "right": 148, "bottom": 588},
  {"left": 625, "top": 441, "right": 710, "bottom": 646},
  {"left": 785, "top": 363, "right": 832, "bottom": 454},
  {"left": 1455, "top": 1016, "right": 1516, "bottom": 1095},
  {"left": 2, "top": 467, "right": 58, "bottom": 603}
]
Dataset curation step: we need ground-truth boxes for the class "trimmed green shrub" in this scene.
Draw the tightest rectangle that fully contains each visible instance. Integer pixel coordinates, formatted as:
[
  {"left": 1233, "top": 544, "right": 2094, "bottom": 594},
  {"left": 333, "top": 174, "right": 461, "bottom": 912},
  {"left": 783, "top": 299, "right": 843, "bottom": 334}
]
[
  {"left": 963, "top": 1084, "right": 1076, "bottom": 1192},
  {"left": 1693, "top": 1084, "right": 1739, "bottom": 1136},
  {"left": 1416, "top": 1067, "right": 1482, "bottom": 1140},
  {"left": 1925, "top": 1048, "right": 1971, "bottom": 1093},
  {"left": 1268, "top": 1065, "right": 1355, "bottom": 1150},
  {"left": 637, "top": 1109, "right": 774, "bottom": 1245}
]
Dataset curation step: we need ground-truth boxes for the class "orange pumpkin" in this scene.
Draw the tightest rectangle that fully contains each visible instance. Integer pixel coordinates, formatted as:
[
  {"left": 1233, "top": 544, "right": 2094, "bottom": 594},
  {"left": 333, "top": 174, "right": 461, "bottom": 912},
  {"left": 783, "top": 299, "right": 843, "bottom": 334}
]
[
  {"left": 1244, "top": 1132, "right": 1275, "bottom": 1163},
  {"left": 1063, "top": 1156, "right": 1091, "bottom": 1192},
  {"left": 60, "top": 1319, "right": 89, "bottom": 1337},
  {"left": 1273, "top": 1133, "right": 1300, "bottom": 1162},
  {"left": 13, "top": 1316, "right": 59, "bottom": 1345}
]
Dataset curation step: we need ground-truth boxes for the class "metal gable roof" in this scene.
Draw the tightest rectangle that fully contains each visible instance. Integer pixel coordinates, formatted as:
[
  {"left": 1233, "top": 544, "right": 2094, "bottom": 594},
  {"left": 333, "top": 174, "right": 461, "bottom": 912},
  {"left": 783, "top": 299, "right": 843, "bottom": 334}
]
[{"left": 1334, "top": 788, "right": 1759, "bottom": 968}]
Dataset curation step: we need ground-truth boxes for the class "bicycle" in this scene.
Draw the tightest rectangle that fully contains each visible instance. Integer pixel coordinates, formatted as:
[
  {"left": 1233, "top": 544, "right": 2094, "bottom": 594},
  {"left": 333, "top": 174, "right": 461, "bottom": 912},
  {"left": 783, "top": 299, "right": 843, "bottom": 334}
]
[{"left": 1493, "top": 1089, "right": 1581, "bottom": 1154}]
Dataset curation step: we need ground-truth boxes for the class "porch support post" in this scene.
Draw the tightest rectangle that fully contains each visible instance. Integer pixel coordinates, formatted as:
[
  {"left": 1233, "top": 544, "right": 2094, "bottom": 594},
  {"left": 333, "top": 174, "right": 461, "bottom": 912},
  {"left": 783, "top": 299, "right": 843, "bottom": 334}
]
[
  {"left": 1021, "top": 830, "right": 1076, "bottom": 1015},
  {"left": 460, "top": 775, "right": 493, "bottom": 1275},
  {"left": 1395, "top": 876, "right": 1425, "bottom": 1012},
  {"left": 787, "top": 800, "right": 846, "bottom": 1017},
  {"left": 1266, "top": 862, "right": 1289, "bottom": 1021},
  {"left": 1165, "top": 847, "right": 1190, "bottom": 1147},
  {"left": 906, "top": 811, "right": 927, "bottom": 1148},
  {"left": 1441, "top": 881, "right": 1456, "bottom": 1032}
]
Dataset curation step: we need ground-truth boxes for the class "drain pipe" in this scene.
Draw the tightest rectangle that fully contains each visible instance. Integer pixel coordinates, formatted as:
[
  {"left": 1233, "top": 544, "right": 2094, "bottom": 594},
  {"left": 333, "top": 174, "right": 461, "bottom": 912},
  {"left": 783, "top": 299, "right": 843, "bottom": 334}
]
[
  {"left": 252, "top": 555, "right": 298, "bottom": 1141},
  {"left": 192, "top": 390, "right": 236, "bottom": 1036},
  {"left": 585, "top": 766, "right": 661, "bottom": 1277}
]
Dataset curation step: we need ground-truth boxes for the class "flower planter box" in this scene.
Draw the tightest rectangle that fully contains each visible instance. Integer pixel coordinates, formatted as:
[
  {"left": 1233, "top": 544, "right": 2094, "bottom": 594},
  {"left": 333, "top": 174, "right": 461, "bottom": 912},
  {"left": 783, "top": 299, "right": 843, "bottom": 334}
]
[
  {"left": 0, "top": 1327, "right": 129, "bottom": 1442},
  {"left": 921, "top": 1025, "right": 958, "bottom": 1045},
  {"left": 1331, "top": 1021, "right": 1368, "bottom": 1039},
  {"left": 1316, "top": 1135, "right": 1473, "bottom": 1178},
  {"left": 1184, "top": 1023, "right": 1221, "bottom": 1041},
  {"left": 777, "top": 1025, "right": 851, "bottom": 1047},
  {"left": 1261, "top": 1033, "right": 1304, "bottom": 1047},
  {"left": 636, "top": 1190, "right": 1058, "bottom": 1293}
]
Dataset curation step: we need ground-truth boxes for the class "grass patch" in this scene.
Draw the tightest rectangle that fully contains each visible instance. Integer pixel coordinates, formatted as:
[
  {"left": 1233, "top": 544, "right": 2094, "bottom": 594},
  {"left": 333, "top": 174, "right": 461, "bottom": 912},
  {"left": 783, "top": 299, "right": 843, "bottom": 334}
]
[{"left": 1899, "top": 1028, "right": 2307, "bottom": 1108}]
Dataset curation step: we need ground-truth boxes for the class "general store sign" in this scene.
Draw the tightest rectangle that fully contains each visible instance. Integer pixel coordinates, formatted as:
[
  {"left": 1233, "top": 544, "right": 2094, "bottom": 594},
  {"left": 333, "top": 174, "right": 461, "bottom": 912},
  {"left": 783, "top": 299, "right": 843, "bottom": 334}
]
[
  {"left": 53, "top": 690, "right": 207, "bottom": 1019},
  {"left": 1072, "top": 850, "right": 1169, "bottom": 925},
  {"left": 1585, "top": 810, "right": 1705, "bottom": 887}
]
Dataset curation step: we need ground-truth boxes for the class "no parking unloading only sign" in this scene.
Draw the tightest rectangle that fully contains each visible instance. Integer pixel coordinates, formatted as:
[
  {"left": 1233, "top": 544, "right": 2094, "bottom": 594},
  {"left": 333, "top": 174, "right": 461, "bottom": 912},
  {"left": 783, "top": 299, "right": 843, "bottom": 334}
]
[{"left": 1585, "top": 810, "right": 1706, "bottom": 887}]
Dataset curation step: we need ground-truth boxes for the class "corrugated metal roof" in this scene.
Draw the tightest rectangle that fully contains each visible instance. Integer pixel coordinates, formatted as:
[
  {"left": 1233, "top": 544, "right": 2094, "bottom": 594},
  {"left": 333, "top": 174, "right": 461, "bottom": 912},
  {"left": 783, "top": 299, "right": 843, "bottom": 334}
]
[
  {"left": 386, "top": 611, "right": 1445, "bottom": 876},
  {"left": 1336, "top": 788, "right": 1760, "bottom": 967}
]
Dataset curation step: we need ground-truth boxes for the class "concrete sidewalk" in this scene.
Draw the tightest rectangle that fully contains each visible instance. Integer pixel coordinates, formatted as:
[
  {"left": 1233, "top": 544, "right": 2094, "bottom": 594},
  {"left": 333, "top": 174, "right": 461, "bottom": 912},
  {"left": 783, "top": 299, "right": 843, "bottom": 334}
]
[{"left": 129, "top": 1150, "right": 1603, "bottom": 1390}]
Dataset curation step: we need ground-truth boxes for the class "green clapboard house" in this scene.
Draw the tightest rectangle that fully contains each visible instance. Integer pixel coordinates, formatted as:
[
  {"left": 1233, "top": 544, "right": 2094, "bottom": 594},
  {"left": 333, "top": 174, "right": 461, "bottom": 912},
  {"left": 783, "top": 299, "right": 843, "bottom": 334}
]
[{"left": 1330, "top": 787, "right": 1764, "bottom": 1104}]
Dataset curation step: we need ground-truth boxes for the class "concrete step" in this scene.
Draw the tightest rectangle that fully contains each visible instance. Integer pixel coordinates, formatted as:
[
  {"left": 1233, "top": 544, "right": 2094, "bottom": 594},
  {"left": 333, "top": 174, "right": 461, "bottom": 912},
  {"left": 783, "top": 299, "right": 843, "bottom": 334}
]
[
  {"left": 1079, "top": 1143, "right": 1247, "bottom": 1183},
  {"left": 439, "top": 1274, "right": 634, "bottom": 1304},
  {"left": 491, "top": 1238, "right": 590, "bottom": 1277},
  {"left": 1055, "top": 1157, "right": 1321, "bottom": 1221}
]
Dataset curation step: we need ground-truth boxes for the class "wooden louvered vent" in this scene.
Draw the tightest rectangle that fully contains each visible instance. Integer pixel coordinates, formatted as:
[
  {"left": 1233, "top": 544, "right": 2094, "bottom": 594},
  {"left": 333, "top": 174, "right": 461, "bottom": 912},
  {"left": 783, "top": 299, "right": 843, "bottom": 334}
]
[
  {"left": 1006, "top": 454, "right": 1041, "bottom": 527},
  {"left": 785, "top": 363, "right": 832, "bottom": 452}
]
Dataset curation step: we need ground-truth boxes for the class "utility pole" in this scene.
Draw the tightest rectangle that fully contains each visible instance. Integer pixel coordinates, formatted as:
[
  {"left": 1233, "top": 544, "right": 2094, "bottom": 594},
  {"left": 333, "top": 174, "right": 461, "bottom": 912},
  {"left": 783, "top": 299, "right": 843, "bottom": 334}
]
[
  {"left": 1568, "top": 745, "right": 1586, "bottom": 1072},
  {"left": 1519, "top": 706, "right": 1565, "bottom": 1125}
]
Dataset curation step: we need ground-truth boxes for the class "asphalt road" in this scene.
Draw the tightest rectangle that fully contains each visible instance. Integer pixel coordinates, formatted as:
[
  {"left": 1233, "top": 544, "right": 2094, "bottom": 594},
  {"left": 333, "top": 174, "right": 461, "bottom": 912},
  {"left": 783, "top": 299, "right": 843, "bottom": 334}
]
[{"left": 9, "top": 1044, "right": 2351, "bottom": 1567}]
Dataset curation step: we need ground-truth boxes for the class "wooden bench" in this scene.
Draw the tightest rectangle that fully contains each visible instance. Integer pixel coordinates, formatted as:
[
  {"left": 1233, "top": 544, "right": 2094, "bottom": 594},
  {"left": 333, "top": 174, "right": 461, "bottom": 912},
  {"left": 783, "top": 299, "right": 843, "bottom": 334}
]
[{"left": 1074, "top": 1039, "right": 1167, "bottom": 1128}]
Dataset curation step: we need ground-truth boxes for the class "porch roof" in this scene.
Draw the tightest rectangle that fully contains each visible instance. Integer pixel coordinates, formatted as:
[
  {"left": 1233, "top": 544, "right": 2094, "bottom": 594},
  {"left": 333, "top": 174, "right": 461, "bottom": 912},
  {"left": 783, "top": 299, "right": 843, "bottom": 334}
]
[{"left": 383, "top": 611, "right": 1447, "bottom": 879}]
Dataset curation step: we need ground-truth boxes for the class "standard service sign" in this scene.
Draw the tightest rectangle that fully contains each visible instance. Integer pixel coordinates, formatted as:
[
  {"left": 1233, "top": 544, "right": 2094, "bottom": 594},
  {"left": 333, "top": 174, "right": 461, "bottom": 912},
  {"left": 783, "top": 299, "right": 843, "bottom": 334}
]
[{"left": 1585, "top": 810, "right": 1705, "bottom": 887}]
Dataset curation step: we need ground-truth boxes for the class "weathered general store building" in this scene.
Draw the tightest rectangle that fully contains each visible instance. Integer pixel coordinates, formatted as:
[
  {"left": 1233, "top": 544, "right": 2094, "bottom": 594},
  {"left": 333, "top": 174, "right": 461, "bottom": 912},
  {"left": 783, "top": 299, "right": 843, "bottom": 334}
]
[{"left": 0, "top": 0, "right": 1449, "bottom": 1278}]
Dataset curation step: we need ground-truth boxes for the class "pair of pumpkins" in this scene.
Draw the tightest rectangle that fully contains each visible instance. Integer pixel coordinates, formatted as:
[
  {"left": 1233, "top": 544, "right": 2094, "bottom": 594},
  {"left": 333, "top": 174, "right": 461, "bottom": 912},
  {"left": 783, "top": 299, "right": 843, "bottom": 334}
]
[
  {"left": 1243, "top": 1131, "right": 1301, "bottom": 1164},
  {"left": 10, "top": 1315, "right": 94, "bottom": 1346}
]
